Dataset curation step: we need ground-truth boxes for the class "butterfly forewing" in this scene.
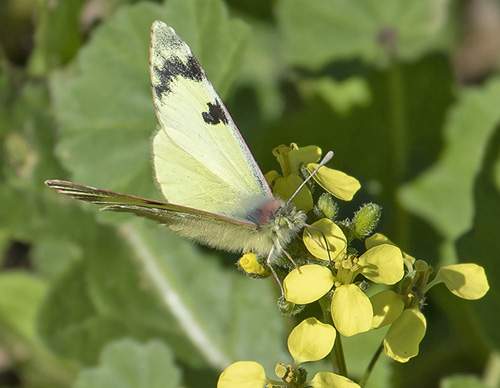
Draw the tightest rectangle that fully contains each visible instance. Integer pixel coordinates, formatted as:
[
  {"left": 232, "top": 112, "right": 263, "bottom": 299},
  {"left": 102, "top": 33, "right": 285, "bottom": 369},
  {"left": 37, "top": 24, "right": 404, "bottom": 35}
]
[{"left": 150, "top": 21, "right": 272, "bottom": 218}]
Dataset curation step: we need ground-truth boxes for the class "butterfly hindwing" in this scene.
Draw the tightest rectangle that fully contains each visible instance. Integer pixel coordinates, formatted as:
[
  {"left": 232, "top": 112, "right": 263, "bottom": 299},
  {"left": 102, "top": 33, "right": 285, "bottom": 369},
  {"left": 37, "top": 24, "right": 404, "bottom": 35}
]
[
  {"left": 149, "top": 21, "right": 272, "bottom": 219},
  {"left": 45, "top": 180, "right": 275, "bottom": 255}
]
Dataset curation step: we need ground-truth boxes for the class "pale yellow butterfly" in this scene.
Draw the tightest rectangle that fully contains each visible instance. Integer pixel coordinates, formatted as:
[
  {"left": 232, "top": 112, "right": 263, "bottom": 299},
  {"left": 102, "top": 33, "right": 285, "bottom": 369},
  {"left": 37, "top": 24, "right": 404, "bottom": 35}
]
[{"left": 46, "top": 21, "right": 331, "bottom": 283}]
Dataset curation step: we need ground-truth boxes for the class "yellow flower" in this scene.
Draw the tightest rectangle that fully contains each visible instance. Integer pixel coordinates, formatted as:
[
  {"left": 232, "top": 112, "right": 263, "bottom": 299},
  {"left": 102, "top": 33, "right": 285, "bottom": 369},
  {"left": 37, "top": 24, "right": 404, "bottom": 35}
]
[
  {"left": 331, "top": 284, "right": 373, "bottom": 337},
  {"left": 266, "top": 144, "right": 322, "bottom": 211},
  {"left": 284, "top": 264, "right": 334, "bottom": 305},
  {"left": 370, "top": 290, "right": 405, "bottom": 329},
  {"left": 357, "top": 244, "right": 404, "bottom": 285},
  {"left": 424, "top": 263, "right": 489, "bottom": 300},
  {"left": 309, "top": 372, "right": 361, "bottom": 388},
  {"left": 302, "top": 218, "right": 347, "bottom": 261},
  {"left": 238, "top": 253, "right": 270, "bottom": 277},
  {"left": 306, "top": 164, "right": 360, "bottom": 201},
  {"left": 273, "top": 143, "right": 322, "bottom": 175},
  {"left": 287, "top": 317, "right": 336, "bottom": 366},
  {"left": 217, "top": 361, "right": 269, "bottom": 388},
  {"left": 273, "top": 173, "right": 313, "bottom": 211},
  {"left": 365, "top": 233, "right": 416, "bottom": 267},
  {"left": 383, "top": 308, "right": 427, "bottom": 363}
]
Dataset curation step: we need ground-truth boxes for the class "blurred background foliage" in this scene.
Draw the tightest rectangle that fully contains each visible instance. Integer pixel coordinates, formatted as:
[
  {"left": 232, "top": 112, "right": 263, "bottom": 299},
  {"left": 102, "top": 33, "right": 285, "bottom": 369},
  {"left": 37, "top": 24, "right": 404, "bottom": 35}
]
[{"left": 0, "top": 0, "right": 499, "bottom": 387}]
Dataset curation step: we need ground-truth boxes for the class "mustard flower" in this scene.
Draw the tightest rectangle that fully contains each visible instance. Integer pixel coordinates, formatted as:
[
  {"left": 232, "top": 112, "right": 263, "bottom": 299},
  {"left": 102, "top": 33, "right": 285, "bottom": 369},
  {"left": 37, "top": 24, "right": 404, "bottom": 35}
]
[
  {"left": 366, "top": 233, "right": 489, "bottom": 362},
  {"left": 305, "top": 163, "right": 360, "bottom": 201},
  {"left": 287, "top": 317, "right": 336, "bottom": 366},
  {"left": 238, "top": 253, "right": 270, "bottom": 278},
  {"left": 302, "top": 218, "right": 347, "bottom": 262},
  {"left": 265, "top": 143, "right": 321, "bottom": 211},
  {"left": 218, "top": 318, "right": 360, "bottom": 388},
  {"left": 284, "top": 265, "right": 334, "bottom": 305},
  {"left": 218, "top": 361, "right": 269, "bottom": 388}
]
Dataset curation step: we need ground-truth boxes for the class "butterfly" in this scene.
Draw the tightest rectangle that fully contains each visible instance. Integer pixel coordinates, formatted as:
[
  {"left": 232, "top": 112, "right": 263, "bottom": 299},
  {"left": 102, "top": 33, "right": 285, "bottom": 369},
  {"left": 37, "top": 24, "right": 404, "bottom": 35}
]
[{"left": 46, "top": 20, "right": 331, "bottom": 281}]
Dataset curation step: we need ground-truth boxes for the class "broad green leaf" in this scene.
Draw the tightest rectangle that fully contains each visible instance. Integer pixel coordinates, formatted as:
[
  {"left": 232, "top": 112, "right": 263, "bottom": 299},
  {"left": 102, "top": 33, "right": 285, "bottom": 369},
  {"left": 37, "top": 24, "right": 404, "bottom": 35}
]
[
  {"left": 73, "top": 339, "right": 181, "bottom": 388},
  {"left": 36, "top": 226, "right": 206, "bottom": 367},
  {"left": 37, "top": 260, "right": 128, "bottom": 365},
  {"left": 259, "top": 55, "right": 454, "bottom": 214},
  {"left": 456, "top": 126, "right": 500, "bottom": 347},
  {"left": 0, "top": 272, "right": 46, "bottom": 340},
  {"left": 440, "top": 375, "right": 488, "bottom": 388},
  {"left": 118, "top": 220, "right": 287, "bottom": 369},
  {"left": 28, "top": 0, "right": 85, "bottom": 75},
  {"left": 236, "top": 23, "right": 285, "bottom": 120},
  {"left": 50, "top": 0, "right": 248, "bottom": 198},
  {"left": 276, "top": 0, "right": 453, "bottom": 69},
  {"left": 399, "top": 77, "right": 500, "bottom": 245},
  {"left": 37, "top": 218, "right": 286, "bottom": 369}
]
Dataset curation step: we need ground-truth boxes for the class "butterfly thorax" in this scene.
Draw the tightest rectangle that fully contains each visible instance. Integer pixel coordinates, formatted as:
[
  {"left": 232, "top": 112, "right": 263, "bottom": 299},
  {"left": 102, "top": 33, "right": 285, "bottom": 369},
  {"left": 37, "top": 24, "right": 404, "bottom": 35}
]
[{"left": 244, "top": 198, "right": 307, "bottom": 257}]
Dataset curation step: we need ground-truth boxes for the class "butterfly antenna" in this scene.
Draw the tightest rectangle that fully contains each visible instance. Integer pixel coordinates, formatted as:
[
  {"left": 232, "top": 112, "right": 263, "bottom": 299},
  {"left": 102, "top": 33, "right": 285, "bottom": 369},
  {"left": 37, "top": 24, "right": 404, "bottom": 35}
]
[{"left": 284, "top": 151, "right": 334, "bottom": 207}]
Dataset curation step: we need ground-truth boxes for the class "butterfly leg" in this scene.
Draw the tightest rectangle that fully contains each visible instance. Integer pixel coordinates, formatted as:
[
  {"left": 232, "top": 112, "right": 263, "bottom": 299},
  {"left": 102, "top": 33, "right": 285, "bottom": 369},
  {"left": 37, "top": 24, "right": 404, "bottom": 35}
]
[
  {"left": 282, "top": 249, "right": 301, "bottom": 274},
  {"left": 266, "top": 246, "right": 285, "bottom": 297}
]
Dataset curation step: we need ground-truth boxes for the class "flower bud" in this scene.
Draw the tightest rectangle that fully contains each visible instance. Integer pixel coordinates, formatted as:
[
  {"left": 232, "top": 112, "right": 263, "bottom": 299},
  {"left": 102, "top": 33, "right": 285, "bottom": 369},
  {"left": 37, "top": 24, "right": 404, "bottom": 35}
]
[
  {"left": 238, "top": 253, "right": 270, "bottom": 279},
  {"left": 317, "top": 193, "right": 338, "bottom": 219},
  {"left": 351, "top": 203, "right": 381, "bottom": 239}
]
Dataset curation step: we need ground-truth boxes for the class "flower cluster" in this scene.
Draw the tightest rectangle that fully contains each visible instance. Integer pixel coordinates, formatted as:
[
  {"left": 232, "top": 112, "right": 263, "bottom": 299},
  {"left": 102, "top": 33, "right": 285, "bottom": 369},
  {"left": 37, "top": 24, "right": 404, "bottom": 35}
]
[
  {"left": 218, "top": 318, "right": 359, "bottom": 388},
  {"left": 224, "top": 144, "right": 489, "bottom": 386}
]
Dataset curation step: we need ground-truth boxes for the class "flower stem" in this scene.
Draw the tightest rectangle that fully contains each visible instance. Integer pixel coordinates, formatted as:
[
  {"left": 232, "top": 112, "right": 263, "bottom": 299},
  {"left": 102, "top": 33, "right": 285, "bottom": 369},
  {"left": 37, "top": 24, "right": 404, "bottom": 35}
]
[
  {"left": 319, "top": 297, "right": 347, "bottom": 376},
  {"left": 358, "top": 342, "right": 384, "bottom": 387},
  {"left": 388, "top": 60, "right": 410, "bottom": 248}
]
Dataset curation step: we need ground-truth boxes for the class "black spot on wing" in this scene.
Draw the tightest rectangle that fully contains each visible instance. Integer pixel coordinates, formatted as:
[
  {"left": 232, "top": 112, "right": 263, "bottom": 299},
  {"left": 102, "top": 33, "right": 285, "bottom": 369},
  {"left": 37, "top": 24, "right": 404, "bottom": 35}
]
[
  {"left": 202, "top": 100, "right": 229, "bottom": 125},
  {"left": 152, "top": 54, "right": 204, "bottom": 97}
]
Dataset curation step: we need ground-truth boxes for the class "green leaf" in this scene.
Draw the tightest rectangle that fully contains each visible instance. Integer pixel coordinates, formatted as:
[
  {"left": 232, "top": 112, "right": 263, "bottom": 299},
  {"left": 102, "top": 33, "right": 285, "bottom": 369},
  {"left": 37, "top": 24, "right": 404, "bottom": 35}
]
[
  {"left": 117, "top": 220, "right": 287, "bottom": 369},
  {"left": 0, "top": 271, "right": 46, "bottom": 340},
  {"left": 37, "top": 218, "right": 286, "bottom": 368},
  {"left": 73, "top": 339, "right": 181, "bottom": 388},
  {"left": 399, "top": 77, "right": 500, "bottom": 244},
  {"left": 276, "top": 0, "right": 453, "bottom": 69},
  {"left": 50, "top": 0, "right": 248, "bottom": 198},
  {"left": 37, "top": 260, "right": 128, "bottom": 365},
  {"left": 440, "top": 375, "right": 488, "bottom": 388},
  {"left": 258, "top": 55, "right": 454, "bottom": 212},
  {"left": 28, "top": 0, "right": 86, "bottom": 75},
  {"left": 456, "top": 125, "right": 500, "bottom": 347}
]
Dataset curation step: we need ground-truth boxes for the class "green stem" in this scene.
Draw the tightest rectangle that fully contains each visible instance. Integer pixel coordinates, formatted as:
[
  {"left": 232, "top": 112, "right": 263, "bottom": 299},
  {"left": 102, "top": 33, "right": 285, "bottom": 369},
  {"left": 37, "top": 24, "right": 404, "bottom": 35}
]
[
  {"left": 358, "top": 342, "right": 384, "bottom": 387},
  {"left": 333, "top": 334, "right": 347, "bottom": 376},
  {"left": 388, "top": 60, "right": 410, "bottom": 248},
  {"left": 319, "top": 297, "right": 347, "bottom": 376}
]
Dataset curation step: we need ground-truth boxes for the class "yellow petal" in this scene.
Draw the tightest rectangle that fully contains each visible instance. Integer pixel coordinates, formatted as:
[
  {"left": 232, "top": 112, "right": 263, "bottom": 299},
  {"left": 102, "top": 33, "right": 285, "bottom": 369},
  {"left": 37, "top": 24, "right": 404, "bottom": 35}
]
[
  {"left": 274, "top": 144, "right": 322, "bottom": 175},
  {"left": 383, "top": 308, "right": 426, "bottom": 363},
  {"left": 331, "top": 284, "right": 373, "bottom": 337},
  {"left": 287, "top": 317, "right": 336, "bottom": 365},
  {"left": 303, "top": 218, "right": 347, "bottom": 261},
  {"left": 365, "top": 233, "right": 393, "bottom": 249},
  {"left": 217, "top": 361, "right": 268, "bottom": 388},
  {"left": 284, "top": 265, "right": 334, "bottom": 304},
  {"left": 306, "top": 164, "right": 360, "bottom": 201},
  {"left": 310, "top": 372, "right": 361, "bottom": 388},
  {"left": 430, "top": 263, "right": 489, "bottom": 300},
  {"left": 265, "top": 170, "right": 280, "bottom": 187},
  {"left": 358, "top": 244, "right": 404, "bottom": 285},
  {"left": 238, "top": 253, "right": 269, "bottom": 277},
  {"left": 370, "top": 290, "right": 405, "bottom": 329},
  {"left": 365, "top": 233, "right": 415, "bottom": 266},
  {"left": 273, "top": 174, "right": 313, "bottom": 211}
]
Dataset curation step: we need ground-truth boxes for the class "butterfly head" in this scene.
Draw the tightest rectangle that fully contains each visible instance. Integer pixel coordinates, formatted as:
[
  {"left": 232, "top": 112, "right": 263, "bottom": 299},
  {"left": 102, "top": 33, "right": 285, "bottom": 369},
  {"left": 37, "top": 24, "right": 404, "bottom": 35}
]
[{"left": 244, "top": 197, "right": 306, "bottom": 254}]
